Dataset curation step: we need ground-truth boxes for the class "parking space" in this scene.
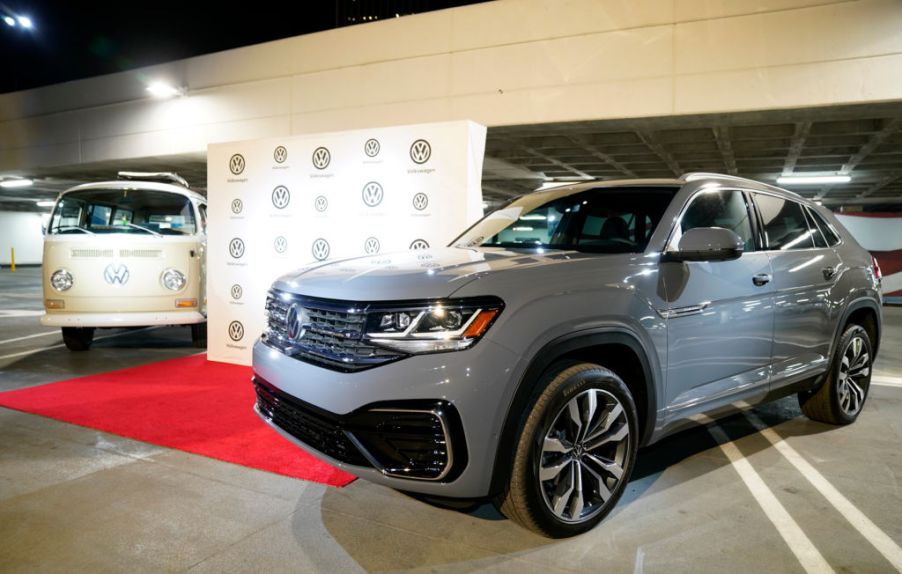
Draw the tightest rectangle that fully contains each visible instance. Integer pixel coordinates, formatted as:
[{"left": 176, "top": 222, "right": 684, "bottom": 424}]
[{"left": 1, "top": 268, "right": 900, "bottom": 573}]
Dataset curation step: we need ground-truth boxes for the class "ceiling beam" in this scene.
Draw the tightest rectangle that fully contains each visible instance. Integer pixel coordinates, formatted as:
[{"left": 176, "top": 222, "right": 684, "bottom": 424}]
[
  {"left": 520, "top": 145, "right": 593, "bottom": 180},
  {"left": 782, "top": 121, "right": 811, "bottom": 175},
  {"left": 860, "top": 172, "right": 902, "bottom": 198},
  {"left": 712, "top": 126, "right": 738, "bottom": 176},
  {"left": 567, "top": 136, "right": 636, "bottom": 178},
  {"left": 636, "top": 131, "right": 682, "bottom": 177},
  {"left": 840, "top": 118, "right": 901, "bottom": 175}
]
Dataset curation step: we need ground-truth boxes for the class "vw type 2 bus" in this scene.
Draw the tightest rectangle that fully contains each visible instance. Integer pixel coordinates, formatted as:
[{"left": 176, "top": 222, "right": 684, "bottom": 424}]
[{"left": 41, "top": 172, "right": 208, "bottom": 350}]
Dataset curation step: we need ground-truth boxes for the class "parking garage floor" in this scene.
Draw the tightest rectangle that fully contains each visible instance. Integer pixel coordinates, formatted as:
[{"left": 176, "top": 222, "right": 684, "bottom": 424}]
[{"left": 1, "top": 267, "right": 900, "bottom": 573}]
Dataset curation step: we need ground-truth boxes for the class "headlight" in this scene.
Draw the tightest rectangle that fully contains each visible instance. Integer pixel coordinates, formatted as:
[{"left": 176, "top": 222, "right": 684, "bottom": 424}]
[
  {"left": 50, "top": 269, "right": 73, "bottom": 292},
  {"left": 364, "top": 298, "right": 503, "bottom": 354},
  {"left": 161, "top": 268, "right": 187, "bottom": 291}
]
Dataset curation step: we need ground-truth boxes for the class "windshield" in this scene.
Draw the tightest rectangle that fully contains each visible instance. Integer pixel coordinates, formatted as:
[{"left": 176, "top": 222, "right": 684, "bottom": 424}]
[
  {"left": 454, "top": 186, "right": 677, "bottom": 253},
  {"left": 49, "top": 189, "right": 198, "bottom": 236}
]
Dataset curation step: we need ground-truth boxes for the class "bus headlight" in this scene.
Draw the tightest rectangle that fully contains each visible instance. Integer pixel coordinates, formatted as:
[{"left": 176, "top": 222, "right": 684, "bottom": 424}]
[
  {"left": 161, "top": 268, "right": 187, "bottom": 291},
  {"left": 50, "top": 269, "right": 73, "bottom": 292}
]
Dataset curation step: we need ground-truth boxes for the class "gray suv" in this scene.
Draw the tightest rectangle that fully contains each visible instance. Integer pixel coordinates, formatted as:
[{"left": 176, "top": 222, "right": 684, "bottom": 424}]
[{"left": 252, "top": 173, "right": 882, "bottom": 537}]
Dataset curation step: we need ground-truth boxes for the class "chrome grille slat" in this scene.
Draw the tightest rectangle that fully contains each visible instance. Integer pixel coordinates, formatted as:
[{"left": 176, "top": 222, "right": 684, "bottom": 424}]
[{"left": 263, "top": 289, "right": 404, "bottom": 372}]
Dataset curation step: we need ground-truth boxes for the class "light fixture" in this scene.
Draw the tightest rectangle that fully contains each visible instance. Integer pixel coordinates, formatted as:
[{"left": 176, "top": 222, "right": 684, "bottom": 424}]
[
  {"left": 0, "top": 178, "right": 33, "bottom": 188},
  {"left": 776, "top": 175, "right": 851, "bottom": 185},
  {"left": 16, "top": 15, "right": 32, "bottom": 29},
  {"left": 3, "top": 15, "right": 15, "bottom": 26},
  {"left": 146, "top": 81, "right": 183, "bottom": 99},
  {"left": 36, "top": 200, "right": 55, "bottom": 208}
]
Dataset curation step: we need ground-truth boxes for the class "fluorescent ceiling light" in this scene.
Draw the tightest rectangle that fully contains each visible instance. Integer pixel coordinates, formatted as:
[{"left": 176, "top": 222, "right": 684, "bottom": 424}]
[
  {"left": 3, "top": 16, "right": 14, "bottom": 26},
  {"left": 36, "top": 200, "right": 55, "bottom": 207},
  {"left": 0, "top": 178, "right": 33, "bottom": 188},
  {"left": 776, "top": 175, "right": 850, "bottom": 185},
  {"left": 146, "top": 82, "right": 182, "bottom": 99},
  {"left": 17, "top": 15, "right": 32, "bottom": 28}
]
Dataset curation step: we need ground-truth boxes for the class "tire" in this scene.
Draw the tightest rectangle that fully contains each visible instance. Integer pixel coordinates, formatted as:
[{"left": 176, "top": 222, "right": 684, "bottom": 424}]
[
  {"left": 191, "top": 322, "right": 208, "bottom": 349},
  {"left": 61, "top": 327, "right": 95, "bottom": 351},
  {"left": 798, "top": 324, "right": 873, "bottom": 425},
  {"left": 497, "top": 362, "right": 639, "bottom": 538}
]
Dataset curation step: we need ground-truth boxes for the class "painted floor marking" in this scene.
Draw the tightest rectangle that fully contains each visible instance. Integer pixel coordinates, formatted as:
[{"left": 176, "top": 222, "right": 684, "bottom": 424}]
[
  {"left": 743, "top": 411, "right": 902, "bottom": 572},
  {"left": 700, "top": 415, "right": 835, "bottom": 574},
  {"left": 871, "top": 375, "right": 902, "bottom": 388},
  {"left": 0, "top": 328, "right": 156, "bottom": 362},
  {"left": 0, "top": 331, "right": 60, "bottom": 346}
]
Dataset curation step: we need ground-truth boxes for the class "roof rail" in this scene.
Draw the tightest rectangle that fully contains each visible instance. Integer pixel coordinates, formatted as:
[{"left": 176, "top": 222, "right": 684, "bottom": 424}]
[
  {"left": 117, "top": 171, "right": 189, "bottom": 188},
  {"left": 680, "top": 172, "right": 800, "bottom": 198}
]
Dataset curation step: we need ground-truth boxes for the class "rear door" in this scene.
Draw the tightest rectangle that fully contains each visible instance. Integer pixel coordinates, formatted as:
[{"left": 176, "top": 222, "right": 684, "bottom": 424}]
[{"left": 751, "top": 192, "right": 843, "bottom": 387}]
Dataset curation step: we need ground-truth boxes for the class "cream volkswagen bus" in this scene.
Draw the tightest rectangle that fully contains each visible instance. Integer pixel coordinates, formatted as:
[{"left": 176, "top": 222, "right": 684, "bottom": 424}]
[{"left": 42, "top": 172, "right": 207, "bottom": 350}]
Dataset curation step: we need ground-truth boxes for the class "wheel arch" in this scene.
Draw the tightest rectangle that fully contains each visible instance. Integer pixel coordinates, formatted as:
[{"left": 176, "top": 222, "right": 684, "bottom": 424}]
[
  {"left": 836, "top": 297, "right": 882, "bottom": 357},
  {"left": 488, "top": 328, "right": 658, "bottom": 497}
]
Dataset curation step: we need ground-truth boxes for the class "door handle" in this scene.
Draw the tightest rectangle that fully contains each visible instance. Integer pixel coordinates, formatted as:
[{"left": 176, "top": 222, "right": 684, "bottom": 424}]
[
  {"left": 822, "top": 266, "right": 837, "bottom": 280},
  {"left": 752, "top": 273, "right": 772, "bottom": 287}
]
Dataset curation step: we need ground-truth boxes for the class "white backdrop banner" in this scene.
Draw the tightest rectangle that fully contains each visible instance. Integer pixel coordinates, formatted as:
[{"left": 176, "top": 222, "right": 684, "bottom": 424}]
[{"left": 206, "top": 120, "right": 487, "bottom": 365}]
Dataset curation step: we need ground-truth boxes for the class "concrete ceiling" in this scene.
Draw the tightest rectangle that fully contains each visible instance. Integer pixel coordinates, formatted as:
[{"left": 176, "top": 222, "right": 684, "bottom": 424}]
[{"left": 2, "top": 102, "right": 901, "bottom": 212}]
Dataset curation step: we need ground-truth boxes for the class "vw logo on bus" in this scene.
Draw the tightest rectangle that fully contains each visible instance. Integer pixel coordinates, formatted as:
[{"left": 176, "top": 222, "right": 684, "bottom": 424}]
[{"left": 103, "top": 264, "right": 130, "bottom": 286}]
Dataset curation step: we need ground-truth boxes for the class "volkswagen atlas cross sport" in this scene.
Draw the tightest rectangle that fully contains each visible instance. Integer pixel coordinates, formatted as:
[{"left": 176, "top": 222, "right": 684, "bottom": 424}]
[
  {"left": 252, "top": 173, "right": 882, "bottom": 538},
  {"left": 42, "top": 172, "right": 208, "bottom": 350}
]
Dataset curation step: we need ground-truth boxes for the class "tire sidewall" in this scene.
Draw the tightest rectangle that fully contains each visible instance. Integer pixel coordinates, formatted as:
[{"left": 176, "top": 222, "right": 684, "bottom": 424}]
[{"left": 828, "top": 325, "right": 872, "bottom": 423}]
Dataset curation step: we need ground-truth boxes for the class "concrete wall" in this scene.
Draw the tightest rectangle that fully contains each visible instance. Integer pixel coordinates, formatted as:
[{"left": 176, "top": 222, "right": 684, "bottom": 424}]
[
  {"left": 2, "top": 0, "right": 902, "bottom": 171},
  {"left": 0, "top": 212, "right": 45, "bottom": 265}
]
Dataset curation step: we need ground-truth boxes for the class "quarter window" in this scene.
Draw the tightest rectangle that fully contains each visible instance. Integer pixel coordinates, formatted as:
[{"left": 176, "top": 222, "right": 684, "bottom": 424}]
[
  {"left": 675, "top": 189, "right": 755, "bottom": 252},
  {"left": 807, "top": 207, "right": 841, "bottom": 246},
  {"left": 754, "top": 195, "right": 814, "bottom": 250}
]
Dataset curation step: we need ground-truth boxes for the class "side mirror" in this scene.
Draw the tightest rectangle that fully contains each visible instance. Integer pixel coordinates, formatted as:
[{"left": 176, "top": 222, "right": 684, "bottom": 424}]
[{"left": 663, "top": 227, "right": 744, "bottom": 262}]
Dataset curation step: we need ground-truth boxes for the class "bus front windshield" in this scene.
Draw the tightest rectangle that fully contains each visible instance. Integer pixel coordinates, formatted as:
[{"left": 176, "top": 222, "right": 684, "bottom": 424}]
[{"left": 49, "top": 189, "right": 198, "bottom": 236}]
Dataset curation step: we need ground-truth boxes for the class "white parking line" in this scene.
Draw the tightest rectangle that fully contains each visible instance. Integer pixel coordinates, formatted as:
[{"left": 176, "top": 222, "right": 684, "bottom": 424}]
[
  {"left": 0, "top": 331, "right": 60, "bottom": 346},
  {"left": 743, "top": 411, "right": 902, "bottom": 571},
  {"left": 0, "top": 328, "right": 156, "bottom": 362},
  {"left": 871, "top": 375, "right": 902, "bottom": 388},
  {"left": 700, "top": 415, "right": 835, "bottom": 574}
]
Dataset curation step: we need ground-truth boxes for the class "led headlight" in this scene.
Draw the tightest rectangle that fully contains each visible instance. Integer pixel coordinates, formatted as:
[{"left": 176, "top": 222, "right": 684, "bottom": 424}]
[
  {"left": 161, "top": 268, "right": 187, "bottom": 291},
  {"left": 364, "top": 297, "right": 503, "bottom": 354},
  {"left": 50, "top": 269, "right": 73, "bottom": 292}
]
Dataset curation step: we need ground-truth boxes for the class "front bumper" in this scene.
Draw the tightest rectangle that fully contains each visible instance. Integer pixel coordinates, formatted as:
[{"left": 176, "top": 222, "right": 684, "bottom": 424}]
[
  {"left": 41, "top": 310, "right": 205, "bottom": 327},
  {"left": 252, "top": 338, "right": 523, "bottom": 498}
]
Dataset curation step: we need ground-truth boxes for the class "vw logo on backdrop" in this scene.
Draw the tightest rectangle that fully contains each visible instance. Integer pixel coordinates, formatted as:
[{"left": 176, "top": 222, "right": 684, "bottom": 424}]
[
  {"left": 230, "top": 284, "right": 243, "bottom": 300},
  {"left": 314, "top": 196, "right": 328, "bottom": 212},
  {"left": 410, "top": 139, "right": 432, "bottom": 164},
  {"left": 228, "top": 321, "right": 245, "bottom": 342},
  {"left": 231, "top": 198, "right": 243, "bottom": 214},
  {"left": 364, "top": 138, "right": 381, "bottom": 157},
  {"left": 410, "top": 239, "right": 430, "bottom": 250},
  {"left": 103, "top": 264, "right": 129, "bottom": 286},
  {"left": 412, "top": 192, "right": 429, "bottom": 211},
  {"left": 229, "top": 238, "right": 245, "bottom": 259},
  {"left": 312, "top": 146, "right": 331, "bottom": 169},
  {"left": 274, "top": 236, "right": 288, "bottom": 254},
  {"left": 311, "top": 238, "right": 330, "bottom": 261},
  {"left": 361, "top": 182, "right": 384, "bottom": 207},
  {"left": 229, "top": 154, "right": 245, "bottom": 175},
  {"left": 271, "top": 186, "right": 291, "bottom": 209},
  {"left": 364, "top": 237, "right": 381, "bottom": 254},
  {"left": 286, "top": 304, "right": 307, "bottom": 341},
  {"left": 273, "top": 145, "right": 287, "bottom": 163}
]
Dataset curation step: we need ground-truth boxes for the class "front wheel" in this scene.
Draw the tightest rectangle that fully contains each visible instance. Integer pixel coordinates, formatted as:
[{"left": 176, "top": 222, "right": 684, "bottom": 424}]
[
  {"left": 799, "top": 324, "right": 873, "bottom": 425},
  {"left": 190, "top": 322, "right": 207, "bottom": 349},
  {"left": 497, "top": 362, "right": 639, "bottom": 538},
  {"left": 62, "top": 327, "right": 95, "bottom": 351}
]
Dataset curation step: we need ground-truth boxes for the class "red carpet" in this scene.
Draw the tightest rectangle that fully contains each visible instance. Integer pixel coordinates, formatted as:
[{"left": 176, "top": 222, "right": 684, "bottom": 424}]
[{"left": 0, "top": 354, "right": 355, "bottom": 487}]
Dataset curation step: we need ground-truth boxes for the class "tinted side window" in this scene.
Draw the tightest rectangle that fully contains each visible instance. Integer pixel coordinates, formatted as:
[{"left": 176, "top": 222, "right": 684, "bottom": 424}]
[
  {"left": 755, "top": 195, "right": 814, "bottom": 250},
  {"left": 802, "top": 207, "right": 827, "bottom": 248},
  {"left": 677, "top": 189, "right": 755, "bottom": 251},
  {"left": 807, "top": 208, "right": 841, "bottom": 246}
]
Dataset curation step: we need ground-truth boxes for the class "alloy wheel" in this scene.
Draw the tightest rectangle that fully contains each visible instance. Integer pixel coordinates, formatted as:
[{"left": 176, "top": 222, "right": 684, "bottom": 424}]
[{"left": 838, "top": 335, "right": 870, "bottom": 416}]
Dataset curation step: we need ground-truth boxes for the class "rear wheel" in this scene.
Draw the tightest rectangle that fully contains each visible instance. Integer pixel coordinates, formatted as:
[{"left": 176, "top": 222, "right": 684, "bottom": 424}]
[
  {"left": 190, "top": 322, "right": 207, "bottom": 349},
  {"left": 61, "top": 327, "right": 94, "bottom": 351},
  {"left": 497, "top": 362, "right": 638, "bottom": 538},
  {"left": 799, "top": 324, "right": 872, "bottom": 425}
]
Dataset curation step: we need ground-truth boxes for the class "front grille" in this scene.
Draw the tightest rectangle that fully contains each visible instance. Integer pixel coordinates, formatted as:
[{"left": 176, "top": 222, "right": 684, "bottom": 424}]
[
  {"left": 119, "top": 249, "right": 162, "bottom": 258},
  {"left": 71, "top": 248, "right": 114, "bottom": 258},
  {"left": 254, "top": 379, "right": 369, "bottom": 466},
  {"left": 263, "top": 290, "right": 403, "bottom": 372}
]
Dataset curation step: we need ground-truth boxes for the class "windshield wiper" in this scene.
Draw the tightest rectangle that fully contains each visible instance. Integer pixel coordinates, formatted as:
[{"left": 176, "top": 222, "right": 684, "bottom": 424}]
[
  {"left": 118, "top": 223, "right": 162, "bottom": 237},
  {"left": 54, "top": 226, "right": 95, "bottom": 235}
]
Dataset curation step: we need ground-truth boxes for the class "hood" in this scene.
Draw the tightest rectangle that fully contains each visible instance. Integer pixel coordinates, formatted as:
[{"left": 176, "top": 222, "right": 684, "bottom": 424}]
[{"left": 272, "top": 247, "right": 596, "bottom": 301}]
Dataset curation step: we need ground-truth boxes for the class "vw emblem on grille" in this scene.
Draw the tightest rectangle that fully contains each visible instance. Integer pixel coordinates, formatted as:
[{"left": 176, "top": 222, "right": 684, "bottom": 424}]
[
  {"left": 286, "top": 304, "right": 307, "bottom": 341},
  {"left": 228, "top": 321, "right": 244, "bottom": 342},
  {"left": 410, "top": 139, "right": 431, "bottom": 164},
  {"left": 364, "top": 237, "right": 381, "bottom": 254},
  {"left": 364, "top": 138, "right": 380, "bottom": 157},
  {"left": 229, "top": 238, "right": 245, "bottom": 259},
  {"left": 271, "top": 185, "right": 290, "bottom": 209},
  {"left": 314, "top": 195, "right": 328, "bottom": 212},
  {"left": 229, "top": 154, "right": 245, "bottom": 175},
  {"left": 312, "top": 146, "right": 331, "bottom": 169},
  {"left": 103, "top": 264, "right": 129, "bottom": 285},
  {"left": 273, "top": 145, "right": 287, "bottom": 163},
  {"left": 231, "top": 198, "right": 243, "bottom": 214},
  {"left": 409, "top": 239, "right": 430, "bottom": 250},
  {"left": 362, "top": 181, "right": 383, "bottom": 207},
  {"left": 274, "top": 236, "right": 288, "bottom": 254},
  {"left": 412, "top": 192, "right": 429, "bottom": 211},
  {"left": 230, "top": 284, "right": 243, "bottom": 300},
  {"left": 312, "top": 238, "right": 330, "bottom": 261}
]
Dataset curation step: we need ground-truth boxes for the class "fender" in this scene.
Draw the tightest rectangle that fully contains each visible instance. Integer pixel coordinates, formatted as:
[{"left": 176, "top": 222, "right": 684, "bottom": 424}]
[
  {"left": 832, "top": 296, "right": 883, "bottom": 358},
  {"left": 488, "top": 328, "right": 658, "bottom": 497}
]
